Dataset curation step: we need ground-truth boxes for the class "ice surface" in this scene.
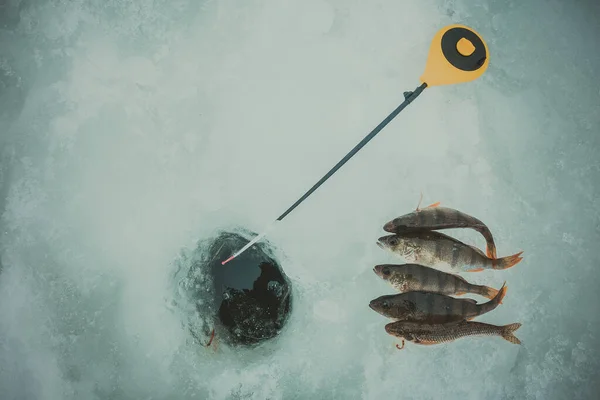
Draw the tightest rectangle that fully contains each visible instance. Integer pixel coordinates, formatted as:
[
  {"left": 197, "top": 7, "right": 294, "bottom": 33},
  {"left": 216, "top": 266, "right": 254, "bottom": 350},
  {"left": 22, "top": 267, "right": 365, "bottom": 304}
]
[{"left": 1, "top": 0, "right": 599, "bottom": 399}]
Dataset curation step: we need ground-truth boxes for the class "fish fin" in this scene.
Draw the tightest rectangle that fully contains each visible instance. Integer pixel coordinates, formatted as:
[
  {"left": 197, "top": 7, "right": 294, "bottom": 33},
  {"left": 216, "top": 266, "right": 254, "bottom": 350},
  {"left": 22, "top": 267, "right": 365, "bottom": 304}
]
[
  {"left": 415, "top": 192, "right": 440, "bottom": 211},
  {"left": 478, "top": 282, "right": 507, "bottom": 313},
  {"left": 501, "top": 323, "right": 522, "bottom": 344},
  {"left": 467, "top": 267, "right": 485, "bottom": 272},
  {"left": 494, "top": 282, "right": 508, "bottom": 305},
  {"left": 466, "top": 316, "right": 476, "bottom": 321},
  {"left": 455, "top": 291, "right": 466, "bottom": 296},
  {"left": 485, "top": 244, "right": 498, "bottom": 259},
  {"left": 415, "top": 339, "right": 438, "bottom": 345},
  {"left": 492, "top": 251, "right": 524, "bottom": 270},
  {"left": 479, "top": 285, "right": 500, "bottom": 300},
  {"left": 415, "top": 192, "right": 424, "bottom": 211}
]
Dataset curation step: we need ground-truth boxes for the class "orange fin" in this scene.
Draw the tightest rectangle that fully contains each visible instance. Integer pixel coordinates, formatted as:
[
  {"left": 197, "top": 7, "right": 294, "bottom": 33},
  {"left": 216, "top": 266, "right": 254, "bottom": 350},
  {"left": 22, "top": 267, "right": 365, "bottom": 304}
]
[
  {"left": 480, "top": 285, "right": 500, "bottom": 300},
  {"left": 415, "top": 193, "right": 440, "bottom": 211},
  {"left": 415, "top": 339, "right": 438, "bottom": 345},
  {"left": 455, "top": 291, "right": 466, "bottom": 296},
  {"left": 467, "top": 267, "right": 485, "bottom": 272},
  {"left": 492, "top": 251, "right": 524, "bottom": 270},
  {"left": 496, "top": 282, "right": 508, "bottom": 305},
  {"left": 485, "top": 245, "right": 498, "bottom": 259}
]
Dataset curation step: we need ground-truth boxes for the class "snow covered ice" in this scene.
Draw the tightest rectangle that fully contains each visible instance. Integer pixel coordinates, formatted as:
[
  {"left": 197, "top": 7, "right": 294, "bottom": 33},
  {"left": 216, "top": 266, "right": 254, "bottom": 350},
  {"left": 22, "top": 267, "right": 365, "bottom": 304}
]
[{"left": 1, "top": 0, "right": 599, "bottom": 399}]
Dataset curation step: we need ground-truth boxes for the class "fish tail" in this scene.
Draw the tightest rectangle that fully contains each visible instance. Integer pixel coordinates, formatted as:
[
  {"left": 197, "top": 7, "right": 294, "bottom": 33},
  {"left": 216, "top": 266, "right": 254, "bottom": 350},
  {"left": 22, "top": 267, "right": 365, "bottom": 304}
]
[
  {"left": 492, "top": 251, "right": 524, "bottom": 270},
  {"left": 479, "top": 230, "right": 497, "bottom": 259},
  {"left": 472, "top": 284, "right": 499, "bottom": 300},
  {"left": 480, "top": 282, "right": 507, "bottom": 313},
  {"left": 470, "top": 223, "right": 497, "bottom": 259},
  {"left": 485, "top": 243, "right": 498, "bottom": 259},
  {"left": 500, "top": 323, "right": 522, "bottom": 344}
]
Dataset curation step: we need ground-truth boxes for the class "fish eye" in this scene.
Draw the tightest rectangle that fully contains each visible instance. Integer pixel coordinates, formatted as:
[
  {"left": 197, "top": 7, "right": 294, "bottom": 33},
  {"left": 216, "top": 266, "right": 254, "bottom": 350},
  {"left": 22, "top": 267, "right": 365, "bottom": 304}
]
[
  {"left": 382, "top": 301, "right": 389, "bottom": 308},
  {"left": 382, "top": 267, "right": 390, "bottom": 276},
  {"left": 389, "top": 238, "right": 398, "bottom": 246}
]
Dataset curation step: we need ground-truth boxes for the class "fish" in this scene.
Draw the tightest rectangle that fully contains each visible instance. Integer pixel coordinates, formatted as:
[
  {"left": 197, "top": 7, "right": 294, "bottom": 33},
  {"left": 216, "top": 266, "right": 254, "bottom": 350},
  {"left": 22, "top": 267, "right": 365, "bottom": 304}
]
[
  {"left": 368, "top": 282, "right": 507, "bottom": 323},
  {"left": 376, "top": 231, "right": 523, "bottom": 272},
  {"left": 384, "top": 320, "right": 522, "bottom": 347},
  {"left": 383, "top": 203, "right": 498, "bottom": 259},
  {"left": 373, "top": 263, "right": 499, "bottom": 299}
]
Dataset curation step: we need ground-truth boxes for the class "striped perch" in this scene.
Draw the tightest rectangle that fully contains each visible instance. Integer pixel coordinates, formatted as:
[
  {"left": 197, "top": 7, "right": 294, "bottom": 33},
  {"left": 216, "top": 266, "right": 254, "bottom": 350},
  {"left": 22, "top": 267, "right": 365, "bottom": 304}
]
[
  {"left": 377, "top": 231, "right": 523, "bottom": 272},
  {"left": 383, "top": 203, "right": 499, "bottom": 259},
  {"left": 373, "top": 263, "right": 499, "bottom": 299},
  {"left": 368, "top": 283, "right": 507, "bottom": 324}
]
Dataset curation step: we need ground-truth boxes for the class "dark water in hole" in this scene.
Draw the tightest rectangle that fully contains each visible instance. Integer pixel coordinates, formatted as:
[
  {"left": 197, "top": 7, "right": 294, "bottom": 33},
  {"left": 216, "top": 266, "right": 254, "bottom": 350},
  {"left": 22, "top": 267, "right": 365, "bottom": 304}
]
[{"left": 179, "top": 230, "right": 293, "bottom": 347}]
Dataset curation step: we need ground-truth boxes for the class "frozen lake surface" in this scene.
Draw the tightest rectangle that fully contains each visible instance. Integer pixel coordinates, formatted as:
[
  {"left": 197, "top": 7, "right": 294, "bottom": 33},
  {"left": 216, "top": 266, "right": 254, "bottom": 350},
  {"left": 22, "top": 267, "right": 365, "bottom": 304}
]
[{"left": 1, "top": 0, "right": 599, "bottom": 399}]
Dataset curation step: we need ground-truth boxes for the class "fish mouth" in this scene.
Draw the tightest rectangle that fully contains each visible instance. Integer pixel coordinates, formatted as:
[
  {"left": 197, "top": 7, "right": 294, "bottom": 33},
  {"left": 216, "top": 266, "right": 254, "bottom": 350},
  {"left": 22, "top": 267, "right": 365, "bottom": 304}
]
[
  {"left": 373, "top": 265, "right": 385, "bottom": 278},
  {"left": 376, "top": 241, "right": 384, "bottom": 249}
]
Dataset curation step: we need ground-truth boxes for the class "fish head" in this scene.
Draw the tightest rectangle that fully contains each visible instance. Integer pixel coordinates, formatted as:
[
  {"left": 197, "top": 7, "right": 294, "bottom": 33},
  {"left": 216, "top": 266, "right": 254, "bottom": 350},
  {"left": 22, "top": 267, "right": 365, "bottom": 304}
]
[
  {"left": 377, "top": 234, "right": 401, "bottom": 250},
  {"left": 369, "top": 294, "right": 413, "bottom": 319},
  {"left": 373, "top": 264, "right": 410, "bottom": 285},
  {"left": 369, "top": 295, "right": 394, "bottom": 315},
  {"left": 373, "top": 264, "right": 394, "bottom": 280},
  {"left": 384, "top": 322, "right": 417, "bottom": 341},
  {"left": 377, "top": 235, "right": 415, "bottom": 258},
  {"left": 383, "top": 213, "right": 419, "bottom": 233}
]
